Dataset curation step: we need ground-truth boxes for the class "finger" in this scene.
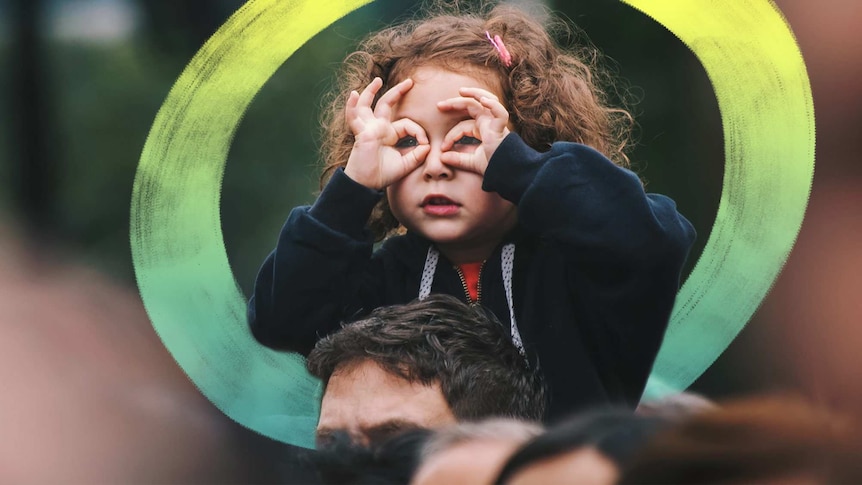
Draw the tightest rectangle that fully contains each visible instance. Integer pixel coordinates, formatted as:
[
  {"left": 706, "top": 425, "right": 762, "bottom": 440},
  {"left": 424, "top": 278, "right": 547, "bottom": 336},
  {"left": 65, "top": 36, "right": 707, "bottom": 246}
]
[
  {"left": 356, "top": 77, "right": 383, "bottom": 111},
  {"left": 374, "top": 78, "right": 414, "bottom": 120},
  {"left": 479, "top": 97, "right": 509, "bottom": 133},
  {"left": 391, "top": 118, "right": 428, "bottom": 145},
  {"left": 479, "top": 96, "right": 509, "bottom": 125},
  {"left": 437, "top": 97, "right": 488, "bottom": 119},
  {"left": 402, "top": 144, "right": 431, "bottom": 171},
  {"left": 441, "top": 119, "right": 480, "bottom": 151},
  {"left": 458, "top": 88, "right": 509, "bottom": 125},
  {"left": 459, "top": 87, "right": 499, "bottom": 102},
  {"left": 345, "top": 90, "right": 363, "bottom": 133},
  {"left": 346, "top": 89, "right": 359, "bottom": 109},
  {"left": 439, "top": 150, "right": 481, "bottom": 174}
]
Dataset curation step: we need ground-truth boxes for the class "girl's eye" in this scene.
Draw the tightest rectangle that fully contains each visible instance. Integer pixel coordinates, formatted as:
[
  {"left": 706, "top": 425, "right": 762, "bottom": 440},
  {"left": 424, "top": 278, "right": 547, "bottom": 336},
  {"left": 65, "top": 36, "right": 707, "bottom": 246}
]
[
  {"left": 455, "top": 136, "right": 481, "bottom": 145},
  {"left": 395, "top": 136, "right": 418, "bottom": 148}
]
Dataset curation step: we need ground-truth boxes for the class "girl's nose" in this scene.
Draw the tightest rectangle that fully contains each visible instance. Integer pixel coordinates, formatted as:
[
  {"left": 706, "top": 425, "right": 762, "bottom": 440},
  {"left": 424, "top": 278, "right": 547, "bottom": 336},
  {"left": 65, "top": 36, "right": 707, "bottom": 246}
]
[{"left": 422, "top": 146, "right": 453, "bottom": 180}]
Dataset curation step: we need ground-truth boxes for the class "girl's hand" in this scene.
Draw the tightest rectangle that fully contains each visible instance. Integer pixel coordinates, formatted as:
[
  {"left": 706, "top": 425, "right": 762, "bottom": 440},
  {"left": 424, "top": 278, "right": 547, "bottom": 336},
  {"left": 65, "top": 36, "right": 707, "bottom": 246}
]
[
  {"left": 344, "top": 77, "right": 431, "bottom": 190},
  {"left": 437, "top": 87, "right": 511, "bottom": 176}
]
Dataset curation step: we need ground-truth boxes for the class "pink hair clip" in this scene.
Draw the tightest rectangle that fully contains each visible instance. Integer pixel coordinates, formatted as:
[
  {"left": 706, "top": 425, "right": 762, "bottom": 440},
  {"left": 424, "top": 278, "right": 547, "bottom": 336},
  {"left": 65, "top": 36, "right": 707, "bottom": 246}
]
[{"left": 485, "top": 31, "right": 512, "bottom": 67}]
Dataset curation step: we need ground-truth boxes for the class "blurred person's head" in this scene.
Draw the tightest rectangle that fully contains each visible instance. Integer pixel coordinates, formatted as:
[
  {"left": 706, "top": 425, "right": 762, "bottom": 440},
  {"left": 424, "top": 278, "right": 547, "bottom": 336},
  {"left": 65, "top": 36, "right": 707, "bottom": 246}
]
[
  {"left": 411, "top": 418, "right": 544, "bottom": 485},
  {"left": 0, "top": 227, "right": 256, "bottom": 483},
  {"left": 618, "top": 395, "right": 862, "bottom": 485},
  {"left": 306, "top": 294, "right": 546, "bottom": 446},
  {"left": 495, "top": 408, "right": 669, "bottom": 485},
  {"left": 636, "top": 390, "right": 718, "bottom": 420},
  {"left": 312, "top": 428, "right": 433, "bottom": 484}
]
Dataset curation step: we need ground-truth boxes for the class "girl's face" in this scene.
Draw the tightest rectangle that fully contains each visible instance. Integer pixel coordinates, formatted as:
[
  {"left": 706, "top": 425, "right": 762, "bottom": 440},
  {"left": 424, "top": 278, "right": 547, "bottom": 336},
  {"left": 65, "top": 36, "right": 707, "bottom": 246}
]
[{"left": 386, "top": 66, "right": 517, "bottom": 263}]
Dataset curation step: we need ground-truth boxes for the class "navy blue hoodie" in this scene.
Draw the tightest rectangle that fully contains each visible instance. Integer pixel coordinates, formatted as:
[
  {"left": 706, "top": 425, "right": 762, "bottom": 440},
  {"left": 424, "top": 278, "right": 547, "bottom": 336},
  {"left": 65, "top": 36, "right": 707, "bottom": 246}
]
[{"left": 249, "top": 133, "right": 696, "bottom": 422}]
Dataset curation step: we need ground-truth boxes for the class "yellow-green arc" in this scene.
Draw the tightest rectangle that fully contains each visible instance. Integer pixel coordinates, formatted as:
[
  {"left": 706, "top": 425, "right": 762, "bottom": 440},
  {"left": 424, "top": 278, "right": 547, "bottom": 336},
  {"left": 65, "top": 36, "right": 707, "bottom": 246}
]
[{"left": 130, "top": 0, "right": 814, "bottom": 449}]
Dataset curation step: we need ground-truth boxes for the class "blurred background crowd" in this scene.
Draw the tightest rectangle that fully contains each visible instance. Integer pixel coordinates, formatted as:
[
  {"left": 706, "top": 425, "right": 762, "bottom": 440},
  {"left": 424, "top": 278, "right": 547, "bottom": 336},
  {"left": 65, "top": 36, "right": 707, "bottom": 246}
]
[{"left": 1, "top": 0, "right": 860, "bottom": 482}]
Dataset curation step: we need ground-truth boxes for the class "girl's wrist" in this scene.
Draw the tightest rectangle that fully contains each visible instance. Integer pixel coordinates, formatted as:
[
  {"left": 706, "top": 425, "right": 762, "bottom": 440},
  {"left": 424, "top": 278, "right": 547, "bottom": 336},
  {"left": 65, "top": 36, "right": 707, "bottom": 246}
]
[
  {"left": 343, "top": 163, "right": 379, "bottom": 190},
  {"left": 311, "top": 168, "right": 382, "bottom": 237},
  {"left": 483, "top": 128, "right": 510, "bottom": 165}
]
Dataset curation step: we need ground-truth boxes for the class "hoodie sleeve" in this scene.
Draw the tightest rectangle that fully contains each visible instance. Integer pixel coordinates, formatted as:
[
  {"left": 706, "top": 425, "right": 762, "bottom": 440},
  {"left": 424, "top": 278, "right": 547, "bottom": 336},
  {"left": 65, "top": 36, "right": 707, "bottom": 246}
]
[
  {"left": 483, "top": 132, "right": 697, "bottom": 404},
  {"left": 247, "top": 168, "right": 385, "bottom": 355}
]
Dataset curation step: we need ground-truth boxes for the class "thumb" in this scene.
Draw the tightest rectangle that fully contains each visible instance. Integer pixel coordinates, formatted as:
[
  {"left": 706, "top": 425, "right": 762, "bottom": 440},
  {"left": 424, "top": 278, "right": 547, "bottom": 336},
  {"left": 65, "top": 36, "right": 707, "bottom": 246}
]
[
  {"left": 404, "top": 144, "right": 431, "bottom": 172},
  {"left": 440, "top": 151, "right": 485, "bottom": 175}
]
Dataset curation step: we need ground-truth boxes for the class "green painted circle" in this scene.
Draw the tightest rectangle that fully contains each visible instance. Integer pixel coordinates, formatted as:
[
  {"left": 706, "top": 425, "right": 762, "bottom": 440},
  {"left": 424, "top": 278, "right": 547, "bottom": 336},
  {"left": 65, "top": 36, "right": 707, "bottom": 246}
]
[{"left": 130, "top": 0, "right": 814, "bottom": 448}]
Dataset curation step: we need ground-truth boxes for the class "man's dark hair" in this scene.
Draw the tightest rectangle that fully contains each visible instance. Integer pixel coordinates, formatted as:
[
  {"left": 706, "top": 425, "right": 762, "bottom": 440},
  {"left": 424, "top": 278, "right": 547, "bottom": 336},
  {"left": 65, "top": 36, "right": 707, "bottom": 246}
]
[
  {"left": 306, "top": 294, "right": 546, "bottom": 422},
  {"left": 495, "top": 408, "right": 669, "bottom": 484}
]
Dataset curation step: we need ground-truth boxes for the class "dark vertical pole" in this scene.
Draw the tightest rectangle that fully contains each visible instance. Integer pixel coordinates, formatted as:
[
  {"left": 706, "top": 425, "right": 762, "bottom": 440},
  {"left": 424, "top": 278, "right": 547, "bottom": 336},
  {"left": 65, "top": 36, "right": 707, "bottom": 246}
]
[{"left": 11, "top": 0, "right": 55, "bottom": 239}]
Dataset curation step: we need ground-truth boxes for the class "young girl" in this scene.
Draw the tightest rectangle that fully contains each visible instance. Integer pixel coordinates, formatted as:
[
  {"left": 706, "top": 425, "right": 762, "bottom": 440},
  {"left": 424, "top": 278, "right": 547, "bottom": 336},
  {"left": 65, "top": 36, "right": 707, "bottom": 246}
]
[{"left": 249, "top": 3, "right": 696, "bottom": 421}]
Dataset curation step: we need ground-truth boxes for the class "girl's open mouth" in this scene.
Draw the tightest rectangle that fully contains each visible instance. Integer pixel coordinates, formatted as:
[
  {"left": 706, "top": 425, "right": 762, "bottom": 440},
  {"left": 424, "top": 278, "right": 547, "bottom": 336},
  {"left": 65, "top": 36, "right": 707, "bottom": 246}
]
[{"left": 421, "top": 195, "right": 461, "bottom": 216}]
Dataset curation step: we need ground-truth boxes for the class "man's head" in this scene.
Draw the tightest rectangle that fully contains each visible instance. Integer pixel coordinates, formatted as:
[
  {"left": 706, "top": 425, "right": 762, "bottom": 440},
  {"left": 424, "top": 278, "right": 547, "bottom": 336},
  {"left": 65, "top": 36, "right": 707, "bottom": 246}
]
[{"left": 306, "top": 294, "right": 546, "bottom": 446}]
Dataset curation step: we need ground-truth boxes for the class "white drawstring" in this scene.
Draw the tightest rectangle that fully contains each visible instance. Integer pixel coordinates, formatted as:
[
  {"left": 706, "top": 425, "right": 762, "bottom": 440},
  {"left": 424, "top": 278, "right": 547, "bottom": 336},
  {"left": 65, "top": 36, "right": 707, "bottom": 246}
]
[
  {"left": 418, "top": 245, "right": 439, "bottom": 301},
  {"left": 419, "top": 244, "right": 525, "bottom": 357}
]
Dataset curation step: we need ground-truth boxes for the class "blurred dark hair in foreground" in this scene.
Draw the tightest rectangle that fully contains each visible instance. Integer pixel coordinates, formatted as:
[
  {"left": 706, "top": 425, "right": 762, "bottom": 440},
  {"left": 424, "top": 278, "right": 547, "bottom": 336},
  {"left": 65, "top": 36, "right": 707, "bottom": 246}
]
[
  {"left": 311, "top": 429, "right": 432, "bottom": 485},
  {"left": 495, "top": 408, "right": 669, "bottom": 485}
]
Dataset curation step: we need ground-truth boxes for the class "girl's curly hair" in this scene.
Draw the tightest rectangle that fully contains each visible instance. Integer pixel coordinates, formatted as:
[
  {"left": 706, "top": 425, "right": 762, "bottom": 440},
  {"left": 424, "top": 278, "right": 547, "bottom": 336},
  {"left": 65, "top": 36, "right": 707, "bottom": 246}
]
[{"left": 319, "top": 1, "right": 635, "bottom": 241}]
